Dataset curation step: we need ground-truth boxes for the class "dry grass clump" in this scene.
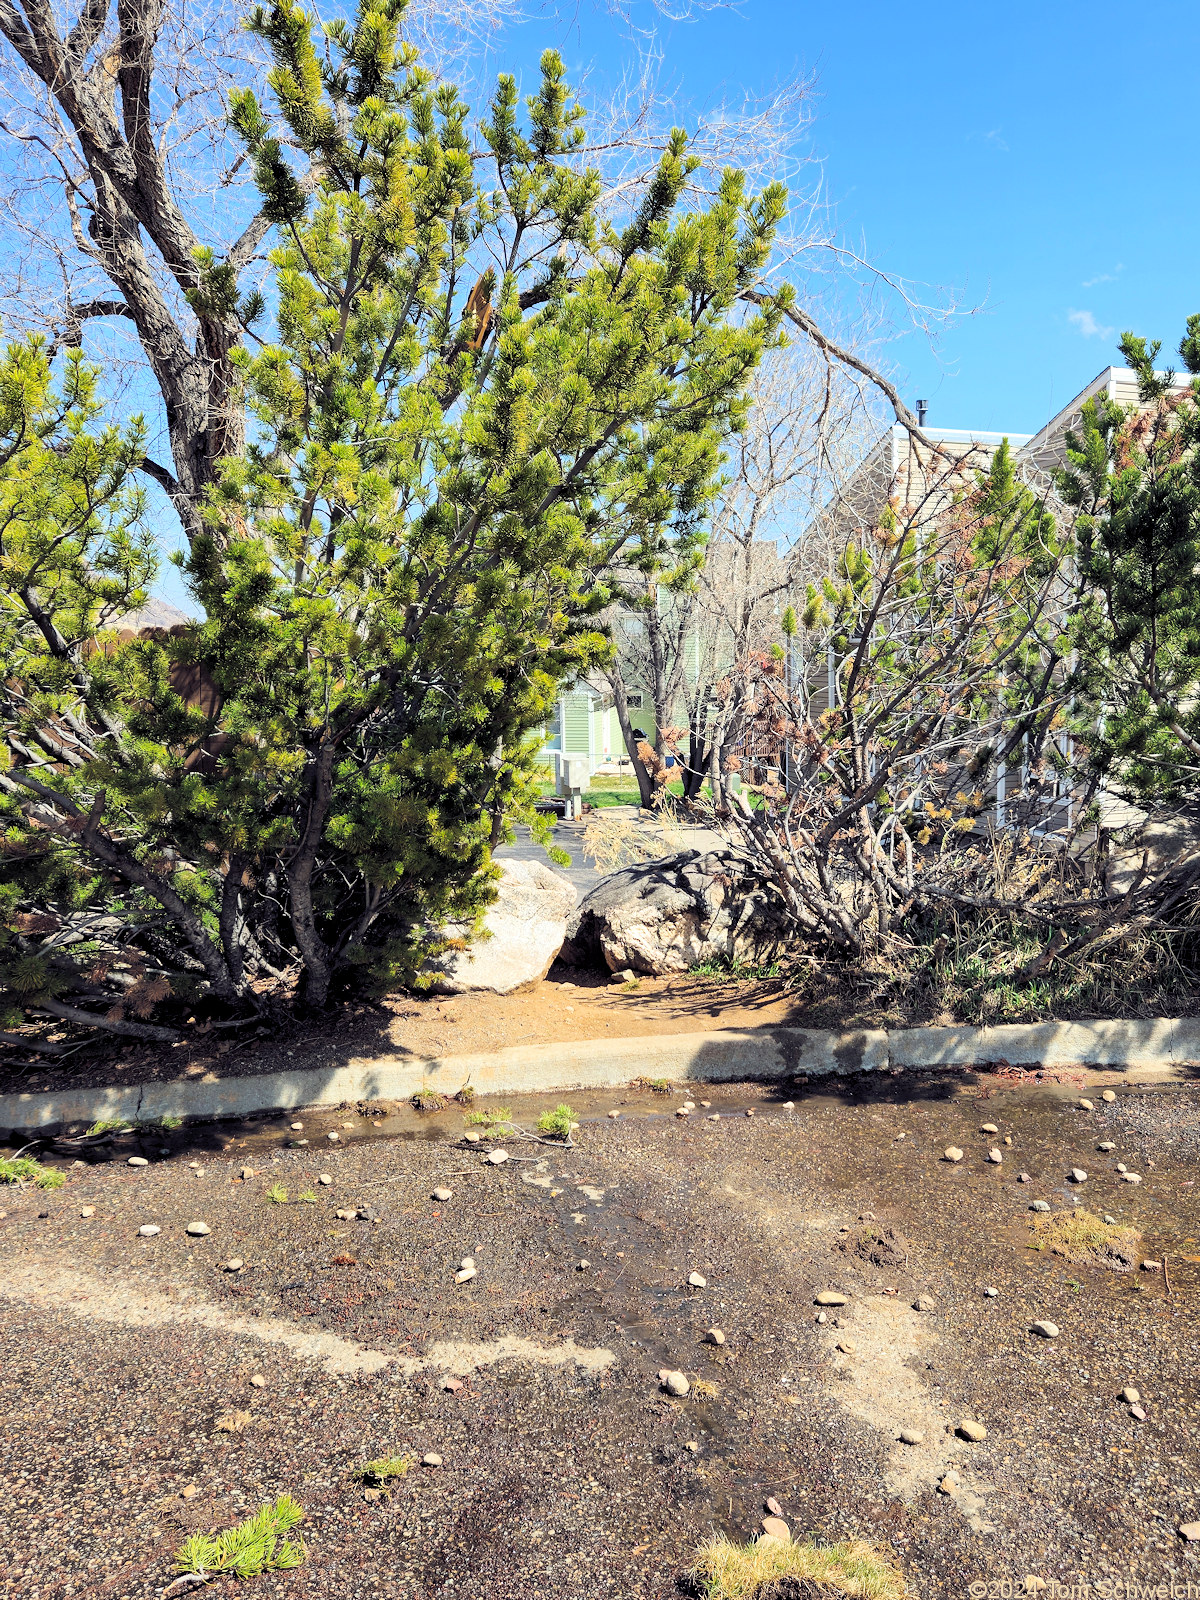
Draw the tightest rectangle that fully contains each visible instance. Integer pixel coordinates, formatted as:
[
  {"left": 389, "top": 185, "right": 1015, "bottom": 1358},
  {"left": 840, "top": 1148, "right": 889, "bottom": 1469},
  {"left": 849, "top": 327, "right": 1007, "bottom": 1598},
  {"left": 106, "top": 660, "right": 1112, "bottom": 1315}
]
[
  {"left": 1030, "top": 1208, "right": 1139, "bottom": 1270},
  {"left": 689, "top": 1535, "right": 911, "bottom": 1600}
]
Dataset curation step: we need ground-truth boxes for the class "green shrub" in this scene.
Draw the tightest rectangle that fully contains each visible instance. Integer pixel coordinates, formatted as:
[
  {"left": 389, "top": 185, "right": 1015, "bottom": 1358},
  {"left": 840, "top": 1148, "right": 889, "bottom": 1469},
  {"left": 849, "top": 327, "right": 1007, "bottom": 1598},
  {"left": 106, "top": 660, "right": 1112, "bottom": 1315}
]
[{"left": 536, "top": 1103, "right": 575, "bottom": 1140}]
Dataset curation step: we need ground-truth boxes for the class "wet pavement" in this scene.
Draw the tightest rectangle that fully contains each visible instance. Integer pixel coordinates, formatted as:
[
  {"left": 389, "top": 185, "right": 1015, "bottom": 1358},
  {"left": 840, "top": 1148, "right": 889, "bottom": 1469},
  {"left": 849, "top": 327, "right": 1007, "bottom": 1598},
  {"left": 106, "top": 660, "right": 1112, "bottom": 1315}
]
[{"left": 2, "top": 1071, "right": 1200, "bottom": 1599}]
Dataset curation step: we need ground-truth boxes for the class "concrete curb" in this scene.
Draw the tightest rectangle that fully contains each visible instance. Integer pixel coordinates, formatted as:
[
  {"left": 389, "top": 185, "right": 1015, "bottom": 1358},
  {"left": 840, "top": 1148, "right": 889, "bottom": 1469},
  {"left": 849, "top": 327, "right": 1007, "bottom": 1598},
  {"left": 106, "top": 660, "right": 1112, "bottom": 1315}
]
[{"left": 2, "top": 1017, "right": 1197, "bottom": 1135}]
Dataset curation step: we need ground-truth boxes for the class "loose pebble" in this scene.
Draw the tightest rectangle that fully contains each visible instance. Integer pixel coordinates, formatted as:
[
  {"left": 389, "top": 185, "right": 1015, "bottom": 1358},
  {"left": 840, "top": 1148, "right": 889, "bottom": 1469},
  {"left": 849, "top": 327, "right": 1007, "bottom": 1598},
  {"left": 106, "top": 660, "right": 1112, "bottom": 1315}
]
[
  {"left": 455, "top": 1267, "right": 477, "bottom": 1284},
  {"left": 1031, "top": 1320, "right": 1060, "bottom": 1338},
  {"left": 705, "top": 1328, "right": 726, "bottom": 1346},
  {"left": 760, "top": 1516, "right": 791, "bottom": 1542},
  {"left": 699, "top": 1100, "right": 711, "bottom": 1108},
  {"left": 675, "top": 1107, "right": 690, "bottom": 1118},
  {"left": 815, "top": 1291, "right": 847, "bottom": 1306},
  {"left": 943, "top": 1147, "right": 964, "bottom": 1163},
  {"left": 128, "top": 1156, "right": 149, "bottom": 1167},
  {"left": 486, "top": 1149, "right": 509, "bottom": 1165},
  {"left": 1179, "top": 1523, "right": 1200, "bottom": 1542},
  {"left": 186, "top": 1221, "right": 211, "bottom": 1236},
  {"left": 607, "top": 1110, "right": 621, "bottom": 1119},
  {"left": 1030, "top": 1200, "right": 1051, "bottom": 1213},
  {"left": 957, "top": 1419, "right": 987, "bottom": 1442},
  {"left": 682, "top": 1101, "right": 696, "bottom": 1111},
  {"left": 1079, "top": 1098, "right": 1095, "bottom": 1111},
  {"left": 684, "top": 1440, "right": 700, "bottom": 1452},
  {"left": 240, "top": 1167, "right": 255, "bottom": 1180},
  {"left": 688, "top": 1272, "right": 707, "bottom": 1288},
  {"left": 432, "top": 1188, "right": 453, "bottom": 1202},
  {"left": 836, "top": 1339, "right": 856, "bottom": 1354},
  {"left": 1141, "top": 1259, "right": 1162, "bottom": 1272},
  {"left": 707, "top": 1112, "right": 720, "bottom": 1121},
  {"left": 745, "top": 1107, "right": 756, "bottom": 1118},
  {"left": 1104, "top": 1214, "right": 1117, "bottom": 1224},
  {"left": 290, "top": 1122, "right": 303, "bottom": 1131},
  {"left": 250, "top": 1374, "right": 267, "bottom": 1388},
  {"left": 441, "top": 1376, "right": 463, "bottom": 1393},
  {"left": 223, "top": 1257, "right": 244, "bottom": 1272},
  {"left": 577, "top": 1260, "right": 590, "bottom": 1271},
  {"left": 1098, "top": 1141, "right": 1116, "bottom": 1152},
  {"left": 460, "top": 1256, "right": 475, "bottom": 1270},
  {"left": 319, "top": 1175, "right": 333, "bottom": 1186},
  {"left": 981, "top": 1123, "right": 999, "bottom": 1134},
  {"left": 659, "top": 1369, "right": 690, "bottom": 1396},
  {"left": 464, "top": 1131, "right": 481, "bottom": 1144},
  {"left": 1122, "top": 1386, "right": 1141, "bottom": 1404},
  {"left": 987, "top": 1148, "right": 1003, "bottom": 1164},
  {"left": 938, "top": 1473, "right": 960, "bottom": 1495},
  {"left": 1130, "top": 1404, "right": 1147, "bottom": 1421},
  {"left": 913, "top": 1294, "right": 936, "bottom": 1312},
  {"left": 1116, "top": 1162, "right": 1126, "bottom": 1172},
  {"left": 181, "top": 1485, "right": 200, "bottom": 1500},
  {"left": 984, "top": 1287, "right": 999, "bottom": 1298},
  {"left": 326, "top": 1131, "right": 339, "bottom": 1142},
  {"left": 1018, "top": 1172, "right": 1031, "bottom": 1183},
  {"left": 79, "top": 1206, "right": 96, "bottom": 1219},
  {"left": 138, "top": 1224, "right": 161, "bottom": 1237},
  {"left": 899, "top": 1429, "right": 925, "bottom": 1445},
  {"left": 1070, "top": 1168, "right": 1088, "bottom": 1183},
  {"left": 422, "top": 1453, "right": 443, "bottom": 1467},
  {"left": 1102, "top": 1090, "right": 1117, "bottom": 1103},
  {"left": 1121, "top": 1172, "right": 1142, "bottom": 1184}
]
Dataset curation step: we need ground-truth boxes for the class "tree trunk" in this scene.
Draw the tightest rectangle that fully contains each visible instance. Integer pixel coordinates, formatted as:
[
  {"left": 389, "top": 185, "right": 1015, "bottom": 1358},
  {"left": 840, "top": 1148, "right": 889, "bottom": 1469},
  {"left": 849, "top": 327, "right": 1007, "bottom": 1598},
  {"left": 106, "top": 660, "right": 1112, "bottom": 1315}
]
[{"left": 606, "top": 662, "right": 656, "bottom": 808}]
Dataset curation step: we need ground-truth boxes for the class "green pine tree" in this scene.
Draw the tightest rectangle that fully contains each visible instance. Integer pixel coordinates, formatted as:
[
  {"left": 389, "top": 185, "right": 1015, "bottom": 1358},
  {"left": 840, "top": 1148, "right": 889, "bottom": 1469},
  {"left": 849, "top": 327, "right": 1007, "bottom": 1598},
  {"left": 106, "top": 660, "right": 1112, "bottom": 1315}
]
[
  {"left": 1061, "top": 318, "right": 1200, "bottom": 808},
  {"left": 0, "top": 0, "right": 783, "bottom": 1034}
]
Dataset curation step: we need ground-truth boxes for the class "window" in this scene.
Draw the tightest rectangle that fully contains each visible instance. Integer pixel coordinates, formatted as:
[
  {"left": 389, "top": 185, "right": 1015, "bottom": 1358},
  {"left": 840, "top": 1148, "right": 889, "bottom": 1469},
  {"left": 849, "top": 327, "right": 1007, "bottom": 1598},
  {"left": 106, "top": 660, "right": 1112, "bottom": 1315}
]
[{"left": 626, "top": 692, "right": 644, "bottom": 710}]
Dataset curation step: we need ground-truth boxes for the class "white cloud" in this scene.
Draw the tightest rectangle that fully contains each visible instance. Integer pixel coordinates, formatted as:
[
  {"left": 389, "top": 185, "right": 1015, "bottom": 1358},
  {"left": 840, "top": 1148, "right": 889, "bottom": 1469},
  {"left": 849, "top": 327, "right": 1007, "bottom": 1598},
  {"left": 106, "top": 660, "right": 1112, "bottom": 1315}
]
[
  {"left": 1082, "top": 262, "right": 1124, "bottom": 288},
  {"left": 983, "top": 128, "right": 1009, "bottom": 151},
  {"left": 1068, "top": 308, "right": 1114, "bottom": 341}
]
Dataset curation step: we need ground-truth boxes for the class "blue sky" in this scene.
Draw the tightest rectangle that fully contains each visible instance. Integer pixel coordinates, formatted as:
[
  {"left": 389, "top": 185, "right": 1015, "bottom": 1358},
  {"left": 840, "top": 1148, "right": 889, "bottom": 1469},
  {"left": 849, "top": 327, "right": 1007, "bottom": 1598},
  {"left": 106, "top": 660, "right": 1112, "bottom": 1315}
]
[{"left": 520, "top": 0, "right": 1199, "bottom": 437}]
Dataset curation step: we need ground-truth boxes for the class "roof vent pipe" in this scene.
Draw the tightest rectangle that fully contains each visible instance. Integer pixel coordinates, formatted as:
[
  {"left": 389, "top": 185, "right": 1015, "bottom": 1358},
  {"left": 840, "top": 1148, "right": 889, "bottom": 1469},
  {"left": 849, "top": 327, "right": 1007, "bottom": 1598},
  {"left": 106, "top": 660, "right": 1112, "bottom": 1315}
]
[{"left": 916, "top": 400, "right": 928, "bottom": 428}]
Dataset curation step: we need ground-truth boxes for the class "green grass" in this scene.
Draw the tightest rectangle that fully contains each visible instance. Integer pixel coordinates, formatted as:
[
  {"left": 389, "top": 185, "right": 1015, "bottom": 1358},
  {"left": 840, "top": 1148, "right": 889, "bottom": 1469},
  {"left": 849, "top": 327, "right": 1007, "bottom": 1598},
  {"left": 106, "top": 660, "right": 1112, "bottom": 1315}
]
[
  {"left": 0, "top": 1154, "right": 66, "bottom": 1189},
  {"left": 174, "top": 1494, "right": 306, "bottom": 1579},
  {"left": 689, "top": 1534, "right": 910, "bottom": 1600},
  {"left": 265, "top": 1183, "right": 289, "bottom": 1204},
  {"left": 535, "top": 1103, "right": 575, "bottom": 1140},
  {"left": 631, "top": 1076, "right": 672, "bottom": 1094},
  {"left": 536, "top": 773, "right": 701, "bottom": 809},
  {"left": 464, "top": 1105, "right": 513, "bottom": 1138},
  {"left": 85, "top": 1118, "right": 133, "bottom": 1136},
  {"left": 159, "top": 1114, "right": 183, "bottom": 1131},
  {"left": 357, "top": 1453, "right": 414, "bottom": 1485},
  {"left": 688, "top": 956, "right": 783, "bottom": 981},
  {"left": 298, "top": 1189, "right": 318, "bottom": 1204}
]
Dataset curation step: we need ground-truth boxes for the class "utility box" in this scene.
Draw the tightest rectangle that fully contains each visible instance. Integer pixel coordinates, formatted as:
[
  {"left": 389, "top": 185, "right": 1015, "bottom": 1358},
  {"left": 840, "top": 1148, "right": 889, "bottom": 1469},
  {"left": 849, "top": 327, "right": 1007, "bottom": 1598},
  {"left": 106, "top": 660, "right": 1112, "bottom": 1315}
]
[{"left": 555, "top": 755, "right": 591, "bottom": 819}]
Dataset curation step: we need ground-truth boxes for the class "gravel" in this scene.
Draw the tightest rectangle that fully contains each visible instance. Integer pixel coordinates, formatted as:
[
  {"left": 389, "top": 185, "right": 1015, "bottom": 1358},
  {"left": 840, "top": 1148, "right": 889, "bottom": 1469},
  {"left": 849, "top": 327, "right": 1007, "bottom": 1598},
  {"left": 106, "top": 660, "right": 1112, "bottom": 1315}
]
[{"left": 3, "top": 1075, "right": 1199, "bottom": 1600}]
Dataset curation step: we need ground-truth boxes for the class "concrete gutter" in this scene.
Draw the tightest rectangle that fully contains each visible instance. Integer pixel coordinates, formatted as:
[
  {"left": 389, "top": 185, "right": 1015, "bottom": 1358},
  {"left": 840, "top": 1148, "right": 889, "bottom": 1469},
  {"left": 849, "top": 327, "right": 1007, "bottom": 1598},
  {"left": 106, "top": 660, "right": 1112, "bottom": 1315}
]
[{"left": 2, "top": 1018, "right": 1197, "bottom": 1135}]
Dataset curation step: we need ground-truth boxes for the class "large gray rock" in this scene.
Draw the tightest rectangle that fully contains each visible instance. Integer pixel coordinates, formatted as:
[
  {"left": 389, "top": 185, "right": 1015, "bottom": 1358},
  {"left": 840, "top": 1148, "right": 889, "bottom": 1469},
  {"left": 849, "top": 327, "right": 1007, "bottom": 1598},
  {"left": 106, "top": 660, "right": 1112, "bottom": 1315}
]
[
  {"left": 428, "top": 859, "right": 577, "bottom": 994},
  {"left": 560, "top": 848, "right": 790, "bottom": 975}
]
